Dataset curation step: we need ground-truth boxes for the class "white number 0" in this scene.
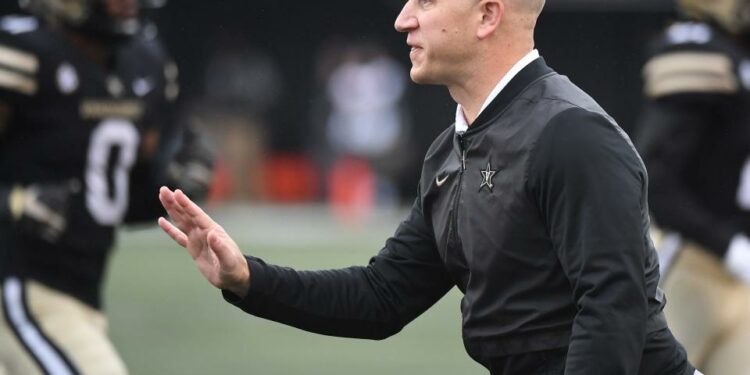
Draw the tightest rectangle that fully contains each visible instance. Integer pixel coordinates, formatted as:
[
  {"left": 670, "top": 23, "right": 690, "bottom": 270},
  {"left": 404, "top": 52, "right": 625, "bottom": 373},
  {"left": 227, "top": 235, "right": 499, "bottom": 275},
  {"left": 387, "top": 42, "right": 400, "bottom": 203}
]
[{"left": 85, "top": 118, "right": 140, "bottom": 225}]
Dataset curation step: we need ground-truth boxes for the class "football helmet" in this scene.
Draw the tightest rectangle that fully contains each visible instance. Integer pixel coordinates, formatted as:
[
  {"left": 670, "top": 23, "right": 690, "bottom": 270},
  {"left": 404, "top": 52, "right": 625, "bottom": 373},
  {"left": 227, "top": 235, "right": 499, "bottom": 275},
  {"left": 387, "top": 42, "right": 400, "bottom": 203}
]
[
  {"left": 18, "top": 0, "right": 165, "bottom": 38},
  {"left": 679, "top": 0, "right": 750, "bottom": 34}
]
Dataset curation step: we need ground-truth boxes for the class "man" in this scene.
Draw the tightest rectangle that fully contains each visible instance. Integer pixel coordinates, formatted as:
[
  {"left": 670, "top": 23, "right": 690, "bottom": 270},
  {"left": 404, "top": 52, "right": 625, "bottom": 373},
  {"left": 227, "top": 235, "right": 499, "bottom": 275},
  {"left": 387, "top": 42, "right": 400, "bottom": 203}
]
[
  {"left": 636, "top": 0, "right": 750, "bottom": 373},
  {"left": 159, "top": 0, "right": 695, "bottom": 374},
  {"left": 0, "top": 0, "right": 212, "bottom": 374}
]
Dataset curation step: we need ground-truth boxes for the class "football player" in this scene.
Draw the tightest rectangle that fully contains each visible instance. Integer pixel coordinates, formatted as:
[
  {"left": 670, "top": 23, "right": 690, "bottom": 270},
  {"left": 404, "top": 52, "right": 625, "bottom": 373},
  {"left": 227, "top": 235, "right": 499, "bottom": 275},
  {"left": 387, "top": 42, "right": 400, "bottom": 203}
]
[
  {"left": 637, "top": 0, "right": 750, "bottom": 373},
  {"left": 0, "top": 0, "right": 213, "bottom": 374}
]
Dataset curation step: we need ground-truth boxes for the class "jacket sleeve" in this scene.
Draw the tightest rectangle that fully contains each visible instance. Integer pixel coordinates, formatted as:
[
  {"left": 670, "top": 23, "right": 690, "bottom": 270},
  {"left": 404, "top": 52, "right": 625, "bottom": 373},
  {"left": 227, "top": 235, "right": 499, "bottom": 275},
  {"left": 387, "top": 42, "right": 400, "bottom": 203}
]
[
  {"left": 222, "top": 192, "right": 455, "bottom": 340},
  {"left": 636, "top": 93, "right": 740, "bottom": 256},
  {"left": 528, "top": 108, "right": 650, "bottom": 375}
]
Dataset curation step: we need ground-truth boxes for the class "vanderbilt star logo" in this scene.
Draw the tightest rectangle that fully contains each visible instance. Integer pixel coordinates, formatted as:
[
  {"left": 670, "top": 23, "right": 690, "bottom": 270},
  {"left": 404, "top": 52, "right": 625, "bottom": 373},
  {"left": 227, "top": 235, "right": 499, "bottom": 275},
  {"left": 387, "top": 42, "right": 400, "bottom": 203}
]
[{"left": 479, "top": 162, "right": 497, "bottom": 192}]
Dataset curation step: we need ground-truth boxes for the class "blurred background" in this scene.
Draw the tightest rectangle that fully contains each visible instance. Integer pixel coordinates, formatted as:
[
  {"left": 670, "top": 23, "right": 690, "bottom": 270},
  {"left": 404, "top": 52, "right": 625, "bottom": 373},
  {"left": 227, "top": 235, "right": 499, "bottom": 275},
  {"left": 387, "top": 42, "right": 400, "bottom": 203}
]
[
  {"left": 0, "top": 0, "right": 677, "bottom": 210},
  {"left": 0, "top": 0, "right": 679, "bottom": 373}
]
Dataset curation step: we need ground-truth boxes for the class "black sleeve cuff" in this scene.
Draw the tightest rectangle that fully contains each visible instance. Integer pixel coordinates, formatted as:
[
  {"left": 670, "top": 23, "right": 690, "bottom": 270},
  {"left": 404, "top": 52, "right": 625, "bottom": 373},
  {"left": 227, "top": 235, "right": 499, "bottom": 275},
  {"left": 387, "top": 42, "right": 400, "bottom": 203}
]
[{"left": 221, "top": 256, "right": 267, "bottom": 308}]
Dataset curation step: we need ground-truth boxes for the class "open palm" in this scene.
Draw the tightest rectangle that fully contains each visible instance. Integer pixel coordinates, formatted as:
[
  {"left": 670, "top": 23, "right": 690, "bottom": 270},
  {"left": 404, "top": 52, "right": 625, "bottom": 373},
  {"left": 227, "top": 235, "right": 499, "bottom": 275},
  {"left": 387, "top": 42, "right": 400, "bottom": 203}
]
[{"left": 158, "top": 187, "right": 250, "bottom": 296}]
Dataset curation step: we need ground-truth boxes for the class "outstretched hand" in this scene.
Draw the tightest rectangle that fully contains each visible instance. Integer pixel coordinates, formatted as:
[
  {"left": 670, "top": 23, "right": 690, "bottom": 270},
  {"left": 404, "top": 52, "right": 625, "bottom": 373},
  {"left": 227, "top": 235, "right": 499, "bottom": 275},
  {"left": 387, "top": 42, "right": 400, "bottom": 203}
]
[{"left": 158, "top": 187, "right": 250, "bottom": 297}]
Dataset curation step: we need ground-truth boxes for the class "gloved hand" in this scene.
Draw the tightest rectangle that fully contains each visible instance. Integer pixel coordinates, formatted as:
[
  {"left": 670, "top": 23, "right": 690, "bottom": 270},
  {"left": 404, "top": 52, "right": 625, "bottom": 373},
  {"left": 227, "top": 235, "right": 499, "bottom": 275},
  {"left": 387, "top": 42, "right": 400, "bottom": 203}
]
[
  {"left": 5, "top": 181, "right": 78, "bottom": 243},
  {"left": 726, "top": 234, "right": 750, "bottom": 285},
  {"left": 166, "top": 125, "right": 215, "bottom": 201}
]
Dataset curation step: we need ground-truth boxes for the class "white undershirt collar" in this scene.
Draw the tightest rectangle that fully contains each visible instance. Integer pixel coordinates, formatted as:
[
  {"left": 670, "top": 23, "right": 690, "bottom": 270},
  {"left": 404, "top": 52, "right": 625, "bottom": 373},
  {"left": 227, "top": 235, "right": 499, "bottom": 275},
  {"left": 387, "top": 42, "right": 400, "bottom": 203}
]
[{"left": 455, "top": 49, "right": 540, "bottom": 133}]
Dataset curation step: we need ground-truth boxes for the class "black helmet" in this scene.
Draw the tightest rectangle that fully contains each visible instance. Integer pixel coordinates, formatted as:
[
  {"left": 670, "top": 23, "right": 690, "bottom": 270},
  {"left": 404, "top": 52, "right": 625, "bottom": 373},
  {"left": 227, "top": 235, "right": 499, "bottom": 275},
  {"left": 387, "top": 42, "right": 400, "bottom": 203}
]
[{"left": 19, "top": 0, "right": 165, "bottom": 38}]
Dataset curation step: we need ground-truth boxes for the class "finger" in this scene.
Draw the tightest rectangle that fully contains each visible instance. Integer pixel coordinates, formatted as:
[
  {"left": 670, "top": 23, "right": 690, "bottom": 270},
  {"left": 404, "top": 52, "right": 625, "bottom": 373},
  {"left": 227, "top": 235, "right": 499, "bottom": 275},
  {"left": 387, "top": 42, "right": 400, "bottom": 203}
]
[
  {"left": 165, "top": 197, "right": 189, "bottom": 226},
  {"left": 160, "top": 186, "right": 183, "bottom": 215},
  {"left": 208, "top": 229, "right": 250, "bottom": 295},
  {"left": 158, "top": 186, "right": 174, "bottom": 203},
  {"left": 168, "top": 189, "right": 202, "bottom": 230},
  {"left": 160, "top": 187, "right": 192, "bottom": 230},
  {"left": 159, "top": 187, "right": 182, "bottom": 218},
  {"left": 158, "top": 217, "right": 188, "bottom": 248},
  {"left": 207, "top": 229, "right": 239, "bottom": 266},
  {"left": 174, "top": 189, "right": 217, "bottom": 230}
]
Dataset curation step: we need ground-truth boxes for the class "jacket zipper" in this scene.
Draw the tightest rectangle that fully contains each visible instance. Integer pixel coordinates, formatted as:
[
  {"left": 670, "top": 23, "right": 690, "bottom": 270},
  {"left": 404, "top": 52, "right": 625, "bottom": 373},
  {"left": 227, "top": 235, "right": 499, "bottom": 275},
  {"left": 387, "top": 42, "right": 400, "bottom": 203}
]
[{"left": 449, "top": 134, "right": 467, "bottom": 249}]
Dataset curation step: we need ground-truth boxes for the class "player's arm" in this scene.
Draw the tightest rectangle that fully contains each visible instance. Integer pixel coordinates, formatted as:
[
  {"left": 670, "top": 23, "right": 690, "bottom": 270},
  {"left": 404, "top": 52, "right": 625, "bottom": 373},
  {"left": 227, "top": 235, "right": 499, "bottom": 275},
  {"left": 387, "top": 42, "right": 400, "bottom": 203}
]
[
  {"left": 158, "top": 186, "right": 454, "bottom": 340},
  {"left": 638, "top": 48, "right": 741, "bottom": 256},
  {"left": 0, "top": 29, "right": 77, "bottom": 242},
  {"left": 0, "top": 26, "right": 37, "bottom": 136},
  {"left": 528, "top": 108, "right": 651, "bottom": 374},
  {"left": 158, "top": 122, "right": 215, "bottom": 201},
  {"left": 125, "top": 122, "right": 214, "bottom": 224},
  {"left": 0, "top": 100, "right": 11, "bottom": 138},
  {"left": 0, "top": 181, "right": 78, "bottom": 242},
  {"left": 637, "top": 48, "right": 750, "bottom": 283},
  {"left": 124, "top": 55, "right": 214, "bottom": 224}
]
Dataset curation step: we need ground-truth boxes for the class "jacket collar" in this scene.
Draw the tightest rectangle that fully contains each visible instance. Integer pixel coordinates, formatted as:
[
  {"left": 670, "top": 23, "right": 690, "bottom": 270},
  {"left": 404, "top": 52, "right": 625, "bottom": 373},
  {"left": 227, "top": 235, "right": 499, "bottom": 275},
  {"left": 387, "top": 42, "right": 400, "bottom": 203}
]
[
  {"left": 462, "top": 57, "right": 555, "bottom": 135},
  {"left": 455, "top": 50, "right": 540, "bottom": 133}
]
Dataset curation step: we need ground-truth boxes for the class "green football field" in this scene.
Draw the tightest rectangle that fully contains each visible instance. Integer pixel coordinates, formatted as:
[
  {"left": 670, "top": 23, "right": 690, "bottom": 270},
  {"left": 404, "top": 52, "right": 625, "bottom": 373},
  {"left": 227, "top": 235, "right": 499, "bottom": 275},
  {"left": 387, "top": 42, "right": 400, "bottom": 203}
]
[{"left": 105, "top": 204, "right": 485, "bottom": 374}]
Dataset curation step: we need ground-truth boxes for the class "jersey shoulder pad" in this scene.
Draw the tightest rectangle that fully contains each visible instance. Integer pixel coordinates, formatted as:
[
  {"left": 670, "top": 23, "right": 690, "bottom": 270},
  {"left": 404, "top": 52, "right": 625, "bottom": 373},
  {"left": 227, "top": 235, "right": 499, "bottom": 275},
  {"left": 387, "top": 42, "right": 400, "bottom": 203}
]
[
  {"left": 0, "top": 17, "right": 42, "bottom": 97},
  {"left": 643, "top": 22, "right": 740, "bottom": 98},
  {"left": 122, "top": 31, "right": 179, "bottom": 102},
  {"left": 0, "top": 15, "right": 43, "bottom": 97}
]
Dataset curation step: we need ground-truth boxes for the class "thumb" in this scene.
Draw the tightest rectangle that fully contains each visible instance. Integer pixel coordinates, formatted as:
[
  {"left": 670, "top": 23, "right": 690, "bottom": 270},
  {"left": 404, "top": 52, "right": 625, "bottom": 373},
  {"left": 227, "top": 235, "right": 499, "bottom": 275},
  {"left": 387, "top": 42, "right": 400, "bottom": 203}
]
[{"left": 207, "top": 229, "right": 238, "bottom": 267}]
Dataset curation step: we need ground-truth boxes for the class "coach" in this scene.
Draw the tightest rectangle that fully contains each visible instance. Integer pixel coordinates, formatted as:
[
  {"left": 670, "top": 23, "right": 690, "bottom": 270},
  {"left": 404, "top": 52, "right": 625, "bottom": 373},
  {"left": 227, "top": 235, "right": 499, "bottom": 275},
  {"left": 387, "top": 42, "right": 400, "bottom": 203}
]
[{"left": 158, "top": 0, "right": 697, "bottom": 374}]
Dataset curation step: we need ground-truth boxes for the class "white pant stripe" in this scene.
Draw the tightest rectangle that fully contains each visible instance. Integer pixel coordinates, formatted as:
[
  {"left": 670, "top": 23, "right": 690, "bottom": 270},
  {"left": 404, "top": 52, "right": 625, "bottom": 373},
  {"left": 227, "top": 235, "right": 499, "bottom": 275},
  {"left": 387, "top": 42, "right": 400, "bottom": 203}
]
[{"left": 3, "top": 277, "right": 74, "bottom": 375}]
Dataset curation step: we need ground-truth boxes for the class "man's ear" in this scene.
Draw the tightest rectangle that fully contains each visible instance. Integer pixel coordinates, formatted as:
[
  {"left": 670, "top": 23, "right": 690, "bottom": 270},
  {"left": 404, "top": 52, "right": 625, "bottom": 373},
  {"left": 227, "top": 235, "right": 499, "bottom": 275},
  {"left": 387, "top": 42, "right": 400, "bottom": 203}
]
[{"left": 477, "top": 0, "right": 503, "bottom": 39}]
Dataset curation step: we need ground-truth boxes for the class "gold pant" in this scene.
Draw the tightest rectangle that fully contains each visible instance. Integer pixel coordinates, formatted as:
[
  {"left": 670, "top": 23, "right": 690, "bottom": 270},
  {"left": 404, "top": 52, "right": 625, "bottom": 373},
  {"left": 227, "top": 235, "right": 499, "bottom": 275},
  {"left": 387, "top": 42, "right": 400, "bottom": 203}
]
[
  {"left": 0, "top": 278, "right": 127, "bottom": 375},
  {"left": 657, "top": 234, "right": 750, "bottom": 375}
]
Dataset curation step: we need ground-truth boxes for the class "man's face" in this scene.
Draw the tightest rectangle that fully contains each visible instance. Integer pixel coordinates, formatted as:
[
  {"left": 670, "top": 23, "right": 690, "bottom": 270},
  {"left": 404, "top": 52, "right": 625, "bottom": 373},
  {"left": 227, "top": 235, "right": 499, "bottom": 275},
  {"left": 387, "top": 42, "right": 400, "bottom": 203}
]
[{"left": 394, "top": 0, "right": 477, "bottom": 85}]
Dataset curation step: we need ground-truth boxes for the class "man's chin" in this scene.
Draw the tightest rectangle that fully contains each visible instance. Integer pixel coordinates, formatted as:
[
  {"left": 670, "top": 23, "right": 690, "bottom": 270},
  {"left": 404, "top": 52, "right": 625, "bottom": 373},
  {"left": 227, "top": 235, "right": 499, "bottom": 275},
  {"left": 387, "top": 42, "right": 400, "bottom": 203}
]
[{"left": 409, "top": 69, "right": 437, "bottom": 85}]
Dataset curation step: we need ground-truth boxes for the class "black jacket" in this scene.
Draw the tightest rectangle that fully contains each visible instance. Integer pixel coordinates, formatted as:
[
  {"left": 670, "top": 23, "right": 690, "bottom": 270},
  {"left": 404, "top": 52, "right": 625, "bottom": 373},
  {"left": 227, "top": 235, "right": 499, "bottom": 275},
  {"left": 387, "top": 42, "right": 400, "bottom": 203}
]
[{"left": 225, "top": 58, "right": 683, "bottom": 374}]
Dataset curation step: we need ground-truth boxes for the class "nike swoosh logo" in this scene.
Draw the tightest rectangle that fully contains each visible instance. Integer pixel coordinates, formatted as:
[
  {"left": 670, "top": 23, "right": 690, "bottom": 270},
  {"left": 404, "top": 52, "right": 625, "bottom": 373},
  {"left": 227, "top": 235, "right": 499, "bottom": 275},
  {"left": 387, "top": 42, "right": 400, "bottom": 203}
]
[{"left": 436, "top": 174, "right": 450, "bottom": 187}]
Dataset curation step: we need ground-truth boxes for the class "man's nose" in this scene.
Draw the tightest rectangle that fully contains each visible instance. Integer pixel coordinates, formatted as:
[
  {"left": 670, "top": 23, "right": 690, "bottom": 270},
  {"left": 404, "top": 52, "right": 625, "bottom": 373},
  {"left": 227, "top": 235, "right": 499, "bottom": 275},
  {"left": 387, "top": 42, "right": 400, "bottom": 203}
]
[{"left": 394, "top": 2, "right": 418, "bottom": 32}]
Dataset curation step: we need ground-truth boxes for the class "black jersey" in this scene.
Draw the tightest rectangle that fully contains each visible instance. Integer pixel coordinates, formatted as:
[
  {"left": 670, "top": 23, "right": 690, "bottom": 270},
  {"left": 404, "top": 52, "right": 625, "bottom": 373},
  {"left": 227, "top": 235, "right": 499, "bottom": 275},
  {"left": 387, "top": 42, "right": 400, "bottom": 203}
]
[
  {"left": 637, "top": 21, "right": 750, "bottom": 257},
  {"left": 0, "top": 16, "right": 179, "bottom": 308}
]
